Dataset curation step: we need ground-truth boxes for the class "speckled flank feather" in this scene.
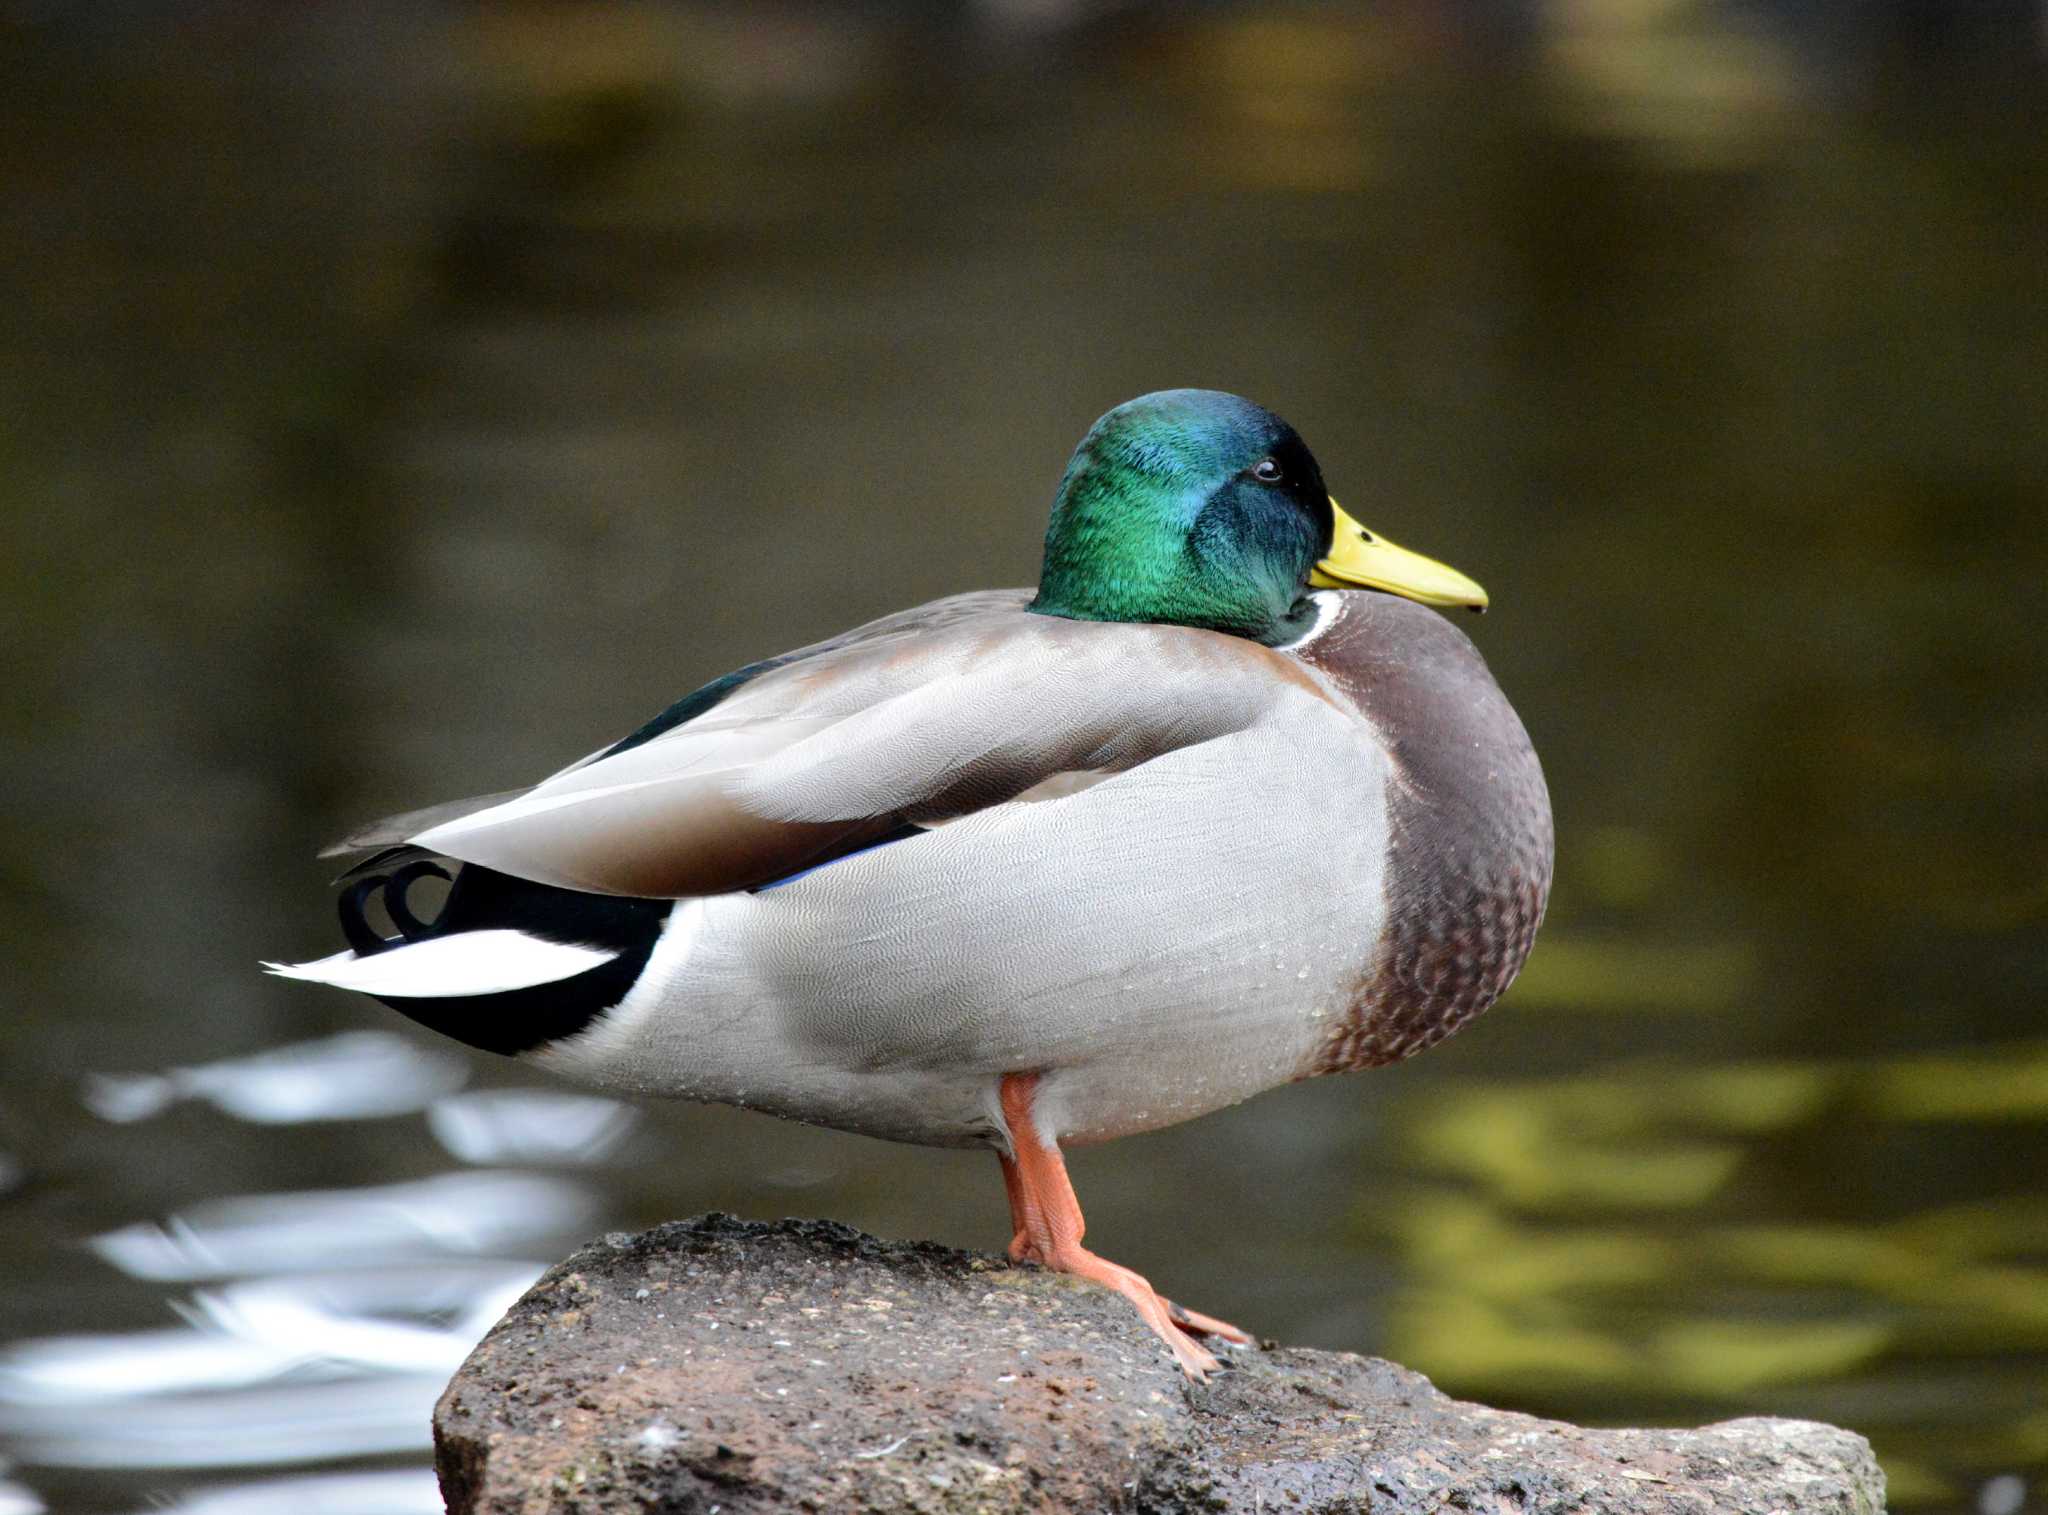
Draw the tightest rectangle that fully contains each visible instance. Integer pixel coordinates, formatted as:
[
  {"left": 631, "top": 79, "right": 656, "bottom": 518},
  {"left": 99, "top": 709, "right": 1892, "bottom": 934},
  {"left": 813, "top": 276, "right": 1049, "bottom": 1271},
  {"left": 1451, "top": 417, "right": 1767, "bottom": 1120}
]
[{"left": 1291, "top": 593, "right": 1553, "bottom": 1074}]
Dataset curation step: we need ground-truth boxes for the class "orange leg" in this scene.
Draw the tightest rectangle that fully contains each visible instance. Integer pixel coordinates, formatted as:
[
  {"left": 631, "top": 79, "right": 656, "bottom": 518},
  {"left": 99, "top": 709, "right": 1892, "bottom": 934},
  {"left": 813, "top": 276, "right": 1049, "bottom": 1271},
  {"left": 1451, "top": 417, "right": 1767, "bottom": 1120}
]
[
  {"left": 998, "top": 1148, "right": 1038, "bottom": 1262},
  {"left": 996, "top": 1072, "right": 1252, "bottom": 1381}
]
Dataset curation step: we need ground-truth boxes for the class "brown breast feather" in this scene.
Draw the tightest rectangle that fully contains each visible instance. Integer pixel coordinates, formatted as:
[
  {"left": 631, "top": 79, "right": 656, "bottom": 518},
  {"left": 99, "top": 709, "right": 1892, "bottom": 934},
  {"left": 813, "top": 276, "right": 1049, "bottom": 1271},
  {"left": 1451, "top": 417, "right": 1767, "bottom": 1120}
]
[{"left": 1294, "top": 595, "right": 1554, "bottom": 1076}]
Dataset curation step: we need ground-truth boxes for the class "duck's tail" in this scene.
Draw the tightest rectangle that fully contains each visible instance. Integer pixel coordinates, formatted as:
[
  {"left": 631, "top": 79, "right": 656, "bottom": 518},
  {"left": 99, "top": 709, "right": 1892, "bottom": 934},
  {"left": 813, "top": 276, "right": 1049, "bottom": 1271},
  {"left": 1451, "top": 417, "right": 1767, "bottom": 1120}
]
[{"left": 263, "top": 853, "right": 670, "bottom": 1055}]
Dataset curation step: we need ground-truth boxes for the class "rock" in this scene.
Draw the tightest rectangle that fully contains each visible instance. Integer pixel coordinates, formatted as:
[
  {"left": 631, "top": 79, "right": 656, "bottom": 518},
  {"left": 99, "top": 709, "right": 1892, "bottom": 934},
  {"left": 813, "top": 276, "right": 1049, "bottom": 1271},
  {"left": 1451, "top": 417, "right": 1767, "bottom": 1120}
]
[{"left": 434, "top": 1214, "right": 1887, "bottom": 1515}]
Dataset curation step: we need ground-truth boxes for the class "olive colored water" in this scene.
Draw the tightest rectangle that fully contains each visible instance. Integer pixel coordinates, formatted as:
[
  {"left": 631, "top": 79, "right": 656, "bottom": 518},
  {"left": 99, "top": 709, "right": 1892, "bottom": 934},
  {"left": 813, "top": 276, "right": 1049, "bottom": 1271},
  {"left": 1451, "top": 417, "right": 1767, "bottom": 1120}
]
[{"left": 2, "top": 8, "right": 2044, "bottom": 1513}]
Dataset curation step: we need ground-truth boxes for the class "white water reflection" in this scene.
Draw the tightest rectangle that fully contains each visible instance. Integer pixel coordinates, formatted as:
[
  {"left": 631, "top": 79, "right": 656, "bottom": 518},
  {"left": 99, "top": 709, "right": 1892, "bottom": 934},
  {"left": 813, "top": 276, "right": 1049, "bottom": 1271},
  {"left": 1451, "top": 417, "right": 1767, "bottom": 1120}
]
[
  {"left": 0, "top": 1329, "right": 339, "bottom": 1407},
  {"left": 90, "top": 1171, "right": 595, "bottom": 1281},
  {"left": 0, "top": 1264, "right": 544, "bottom": 1469},
  {"left": 184, "top": 1267, "right": 539, "bottom": 1375},
  {"left": 0, "top": 1374, "right": 450, "bottom": 1469},
  {"left": 82, "top": 1032, "right": 468, "bottom": 1126},
  {"left": 0, "top": 1052, "right": 620, "bottom": 1505},
  {"left": 1, "top": 1265, "right": 540, "bottom": 1410},
  {"left": 428, "top": 1088, "right": 638, "bottom": 1165},
  {"left": 0, "top": 1468, "right": 41, "bottom": 1515},
  {"left": 136, "top": 1468, "right": 444, "bottom": 1515}
]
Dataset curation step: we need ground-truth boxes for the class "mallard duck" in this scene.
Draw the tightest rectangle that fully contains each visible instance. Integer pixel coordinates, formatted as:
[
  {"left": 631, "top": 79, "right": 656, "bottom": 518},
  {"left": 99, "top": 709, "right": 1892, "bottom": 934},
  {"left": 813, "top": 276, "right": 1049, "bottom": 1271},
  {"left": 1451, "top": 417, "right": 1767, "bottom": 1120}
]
[{"left": 270, "top": 389, "right": 1552, "bottom": 1379}]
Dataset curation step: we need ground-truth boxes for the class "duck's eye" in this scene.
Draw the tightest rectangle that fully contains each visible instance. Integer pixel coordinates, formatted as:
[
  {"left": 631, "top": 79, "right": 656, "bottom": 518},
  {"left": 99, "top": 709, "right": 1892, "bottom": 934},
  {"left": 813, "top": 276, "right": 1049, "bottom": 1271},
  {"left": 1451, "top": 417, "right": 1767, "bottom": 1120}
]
[{"left": 1253, "top": 458, "right": 1284, "bottom": 483}]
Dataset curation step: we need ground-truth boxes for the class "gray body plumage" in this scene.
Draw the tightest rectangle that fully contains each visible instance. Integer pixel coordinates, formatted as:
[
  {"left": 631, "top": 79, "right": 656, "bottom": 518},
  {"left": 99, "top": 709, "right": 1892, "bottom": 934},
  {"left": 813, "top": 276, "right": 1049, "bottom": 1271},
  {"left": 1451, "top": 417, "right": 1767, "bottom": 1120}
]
[
  {"left": 276, "top": 588, "right": 1548, "bottom": 1150},
  {"left": 367, "top": 587, "right": 1555, "bottom": 1150}
]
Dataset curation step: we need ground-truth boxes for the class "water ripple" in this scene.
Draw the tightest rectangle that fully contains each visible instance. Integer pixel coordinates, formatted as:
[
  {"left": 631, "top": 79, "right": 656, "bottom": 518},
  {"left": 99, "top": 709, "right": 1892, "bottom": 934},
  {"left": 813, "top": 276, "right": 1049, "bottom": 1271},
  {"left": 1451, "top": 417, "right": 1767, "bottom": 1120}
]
[
  {"left": 82, "top": 1032, "right": 468, "bottom": 1126},
  {"left": 89, "top": 1172, "right": 595, "bottom": 1281}
]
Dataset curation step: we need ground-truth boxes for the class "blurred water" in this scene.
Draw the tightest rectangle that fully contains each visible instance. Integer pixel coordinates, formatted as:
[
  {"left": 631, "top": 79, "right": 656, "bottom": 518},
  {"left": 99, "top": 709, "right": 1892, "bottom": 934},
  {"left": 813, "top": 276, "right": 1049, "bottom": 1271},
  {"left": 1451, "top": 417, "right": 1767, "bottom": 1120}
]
[
  {"left": 82, "top": 1033, "right": 468, "bottom": 1127},
  {"left": 3, "top": 4, "right": 2045, "bottom": 1512}
]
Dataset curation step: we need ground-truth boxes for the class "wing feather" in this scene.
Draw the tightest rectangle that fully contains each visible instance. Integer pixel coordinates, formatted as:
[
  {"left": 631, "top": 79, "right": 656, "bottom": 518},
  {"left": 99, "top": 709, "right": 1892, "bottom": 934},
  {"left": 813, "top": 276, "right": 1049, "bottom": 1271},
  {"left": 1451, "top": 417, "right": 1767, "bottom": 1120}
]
[
  {"left": 317, "top": 790, "right": 528, "bottom": 858},
  {"left": 358, "top": 592, "right": 1332, "bottom": 899}
]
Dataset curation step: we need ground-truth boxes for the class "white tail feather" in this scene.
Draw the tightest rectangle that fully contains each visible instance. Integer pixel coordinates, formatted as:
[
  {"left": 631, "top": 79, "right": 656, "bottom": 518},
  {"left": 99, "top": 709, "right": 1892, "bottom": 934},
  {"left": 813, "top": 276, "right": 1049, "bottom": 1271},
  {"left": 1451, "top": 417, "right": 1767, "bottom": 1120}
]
[{"left": 263, "top": 932, "right": 616, "bottom": 999}]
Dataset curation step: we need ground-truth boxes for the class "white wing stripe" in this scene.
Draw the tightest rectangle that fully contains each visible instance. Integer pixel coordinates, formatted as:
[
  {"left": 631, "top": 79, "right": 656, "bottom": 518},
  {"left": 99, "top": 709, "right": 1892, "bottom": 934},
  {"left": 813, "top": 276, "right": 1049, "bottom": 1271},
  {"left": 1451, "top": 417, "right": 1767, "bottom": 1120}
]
[{"left": 262, "top": 932, "right": 615, "bottom": 998}]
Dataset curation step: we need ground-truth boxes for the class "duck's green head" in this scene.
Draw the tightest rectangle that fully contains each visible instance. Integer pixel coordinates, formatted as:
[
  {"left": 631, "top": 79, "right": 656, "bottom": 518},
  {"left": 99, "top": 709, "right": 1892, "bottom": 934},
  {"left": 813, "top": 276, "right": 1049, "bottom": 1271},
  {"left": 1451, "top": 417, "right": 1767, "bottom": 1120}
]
[{"left": 1030, "top": 389, "right": 1486, "bottom": 645}]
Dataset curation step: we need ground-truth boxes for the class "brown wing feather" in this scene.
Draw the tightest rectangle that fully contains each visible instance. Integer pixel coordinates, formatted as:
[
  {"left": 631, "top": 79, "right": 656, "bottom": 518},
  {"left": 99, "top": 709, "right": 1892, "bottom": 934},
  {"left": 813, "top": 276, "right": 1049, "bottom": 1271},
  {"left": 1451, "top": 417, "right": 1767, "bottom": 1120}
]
[
  {"left": 402, "top": 597, "right": 1331, "bottom": 899},
  {"left": 322, "top": 590, "right": 1041, "bottom": 860}
]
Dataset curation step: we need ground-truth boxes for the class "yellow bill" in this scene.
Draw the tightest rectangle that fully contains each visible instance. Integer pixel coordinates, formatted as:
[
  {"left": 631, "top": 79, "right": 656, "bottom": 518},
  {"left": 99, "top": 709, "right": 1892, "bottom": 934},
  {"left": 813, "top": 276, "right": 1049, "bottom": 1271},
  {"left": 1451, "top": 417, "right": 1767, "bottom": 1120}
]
[{"left": 1308, "top": 497, "right": 1489, "bottom": 611}]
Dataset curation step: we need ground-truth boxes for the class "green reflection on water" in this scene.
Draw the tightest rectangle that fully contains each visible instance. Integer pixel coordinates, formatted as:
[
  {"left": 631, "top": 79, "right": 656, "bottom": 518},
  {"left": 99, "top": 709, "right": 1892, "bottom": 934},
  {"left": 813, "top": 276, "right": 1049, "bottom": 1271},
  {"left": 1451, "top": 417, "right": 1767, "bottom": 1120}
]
[
  {"left": 1870, "top": 1045, "right": 2048, "bottom": 1123},
  {"left": 1506, "top": 934, "right": 1759, "bottom": 1013},
  {"left": 1382, "top": 1043, "right": 2048, "bottom": 1505}
]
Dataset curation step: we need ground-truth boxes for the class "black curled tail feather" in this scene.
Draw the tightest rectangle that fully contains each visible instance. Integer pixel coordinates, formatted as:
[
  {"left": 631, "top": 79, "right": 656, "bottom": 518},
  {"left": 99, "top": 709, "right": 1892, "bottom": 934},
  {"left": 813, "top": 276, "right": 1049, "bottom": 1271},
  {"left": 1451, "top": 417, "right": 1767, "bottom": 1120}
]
[
  {"left": 383, "top": 860, "right": 450, "bottom": 939},
  {"left": 339, "top": 858, "right": 450, "bottom": 955},
  {"left": 338, "top": 855, "right": 670, "bottom": 1057},
  {"left": 340, "top": 876, "right": 392, "bottom": 956}
]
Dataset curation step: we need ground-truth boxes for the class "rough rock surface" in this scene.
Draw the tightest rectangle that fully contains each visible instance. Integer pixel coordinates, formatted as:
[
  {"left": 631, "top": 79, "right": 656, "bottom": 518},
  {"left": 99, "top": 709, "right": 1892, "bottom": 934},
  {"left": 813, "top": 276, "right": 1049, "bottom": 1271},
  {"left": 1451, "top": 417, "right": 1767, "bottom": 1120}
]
[{"left": 435, "top": 1214, "right": 1887, "bottom": 1515}]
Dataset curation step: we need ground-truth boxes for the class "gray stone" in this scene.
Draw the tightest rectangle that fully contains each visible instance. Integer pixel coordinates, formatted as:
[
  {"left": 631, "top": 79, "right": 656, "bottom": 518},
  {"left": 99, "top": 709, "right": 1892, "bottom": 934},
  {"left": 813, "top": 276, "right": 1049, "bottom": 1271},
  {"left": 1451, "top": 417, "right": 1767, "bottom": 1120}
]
[{"left": 434, "top": 1214, "right": 1887, "bottom": 1515}]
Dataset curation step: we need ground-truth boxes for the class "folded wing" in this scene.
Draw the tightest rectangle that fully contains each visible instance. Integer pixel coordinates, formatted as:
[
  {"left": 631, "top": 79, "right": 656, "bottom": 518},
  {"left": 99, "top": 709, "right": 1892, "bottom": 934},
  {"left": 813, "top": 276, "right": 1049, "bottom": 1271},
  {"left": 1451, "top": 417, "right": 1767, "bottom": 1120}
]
[{"left": 351, "top": 595, "right": 1327, "bottom": 899}]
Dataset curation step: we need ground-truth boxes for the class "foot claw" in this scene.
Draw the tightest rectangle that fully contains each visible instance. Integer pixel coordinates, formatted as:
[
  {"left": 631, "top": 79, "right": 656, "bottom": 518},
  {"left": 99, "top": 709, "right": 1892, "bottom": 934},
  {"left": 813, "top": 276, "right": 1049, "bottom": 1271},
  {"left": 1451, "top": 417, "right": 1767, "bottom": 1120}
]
[
  {"left": 1165, "top": 1298, "right": 1254, "bottom": 1346},
  {"left": 1051, "top": 1252, "right": 1233, "bottom": 1380}
]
